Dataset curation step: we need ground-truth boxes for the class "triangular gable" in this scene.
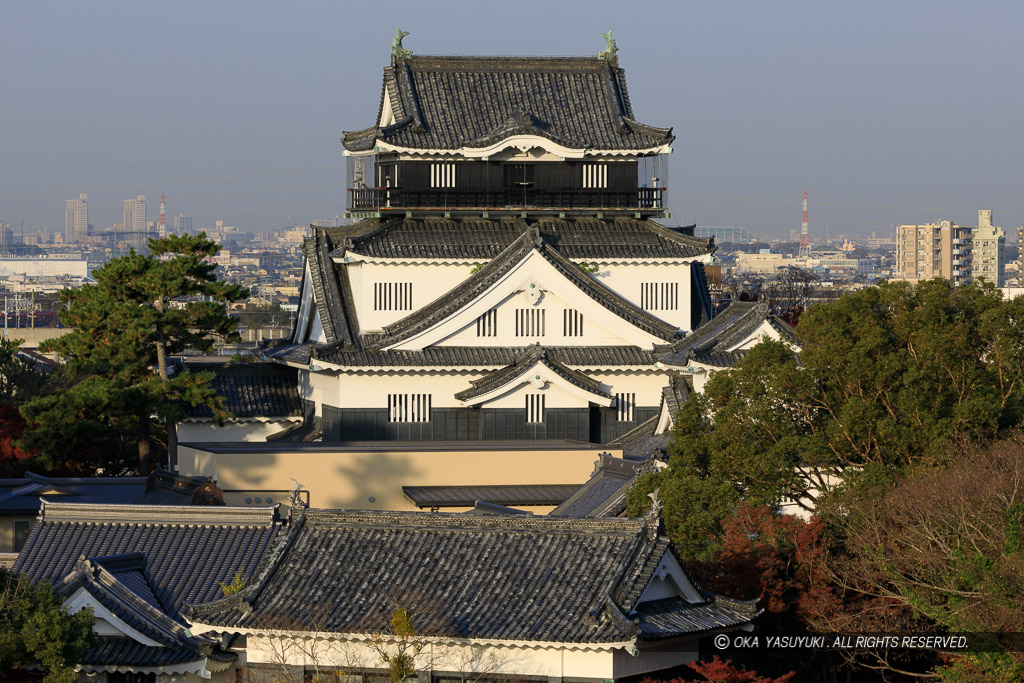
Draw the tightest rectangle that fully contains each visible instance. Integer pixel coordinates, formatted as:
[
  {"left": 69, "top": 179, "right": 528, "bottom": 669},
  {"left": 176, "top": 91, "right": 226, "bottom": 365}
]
[
  {"left": 728, "top": 318, "right": 789, "bottom": 351},
  {"left": 65, "top": 587, "right": 164, "bottom": 646},
  {"left": 455, "top": 349, "right": 614, "bottom": 407},
  {"left": 379, "top": 230, "right": 679, "bottom": 352},
  {"left": 635, "top": 546, "right": 704, "bottom": 606}
]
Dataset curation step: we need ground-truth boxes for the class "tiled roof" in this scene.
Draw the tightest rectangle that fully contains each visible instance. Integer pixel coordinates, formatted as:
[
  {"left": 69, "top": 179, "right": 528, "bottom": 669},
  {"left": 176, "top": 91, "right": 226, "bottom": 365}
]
[
  {"left": 310, "top": 344, "right": 656, "bottom": 369},
  {"left": 182, "top": 363, "right": 302, "bottom": 419},
  {"left": 342, "top": 56, "right": 673, "bottom": 153},
  {"left": 633, "top": 595, "right": 760, "bottom": 640},
  {"left": 59, "top": 553, "right": 234, "bottom": 669},
  {"left": 659, "top": 301, "right": 800, "bottom": 366},
  {"left": 691, "top": 350, "right": 749, "bottom": 368},
  {"left": 662, "top": 374, "right": 691, "bottom": 417},
  {"left": 453, "top": 346, "right": 611, "bottom": 402},
  {"left": 187, "top": 509, "right": 757, "bottom": 643},
  {"left": 608, "top": 416, "right": 670, "bottom": 462},
  {"left": 374, "top": 227, "right": 679, "bottom": 349},
  {"left": 14, "top": 502, "right": 282, "bottom": 617},
  {"left": 549, "top": 455, "right": 651, "bottom": 518},
  {"left": 403, "top": 484, "right": 580, "bottom": 508},
  {"left": 0, "top": 471, "right": 202, "bottom": 515},
  {"left": 340, "top": 217, "right": 713, "bottom": 261}
]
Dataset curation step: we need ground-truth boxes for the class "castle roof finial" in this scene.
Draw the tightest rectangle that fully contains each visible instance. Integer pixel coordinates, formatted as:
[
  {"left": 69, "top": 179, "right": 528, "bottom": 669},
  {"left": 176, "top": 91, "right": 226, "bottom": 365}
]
[
  {"left": 597, "top": 27, "right": 618, "bottom": 61},
  {"left": 391, "top": 26, "right": 413, "bottom": 60}
]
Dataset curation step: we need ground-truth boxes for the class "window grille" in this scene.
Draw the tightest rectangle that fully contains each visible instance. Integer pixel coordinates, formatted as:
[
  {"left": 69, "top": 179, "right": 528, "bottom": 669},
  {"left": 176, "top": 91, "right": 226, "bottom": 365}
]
[
  {"left": 388, "top": 393, "right": 432, "bottom": 423},
  {"left": 515, "top": 308, "right": 546, "bottom": 336},
  {"left": 476, "top": 308, "right": 498, "bottom": 336},
  {"left": 373, "top": 282, "right": 413, "bottom": 311},
  {"left": 583, "top": 163, "right": 608, "bottom": 189},
  {"left": 615, "top": 392, "right": 635, "bottom": 422},
  {"left": 640, "top": 282, "right": 679, "bottom": 311},
  {"left": 526, "top": 394, "right": 546, "bottom": 423},
  {"left": 430, "top": 163, "right": 456, "bottom": 188},
  {"left": 562, "top": 308, "right": 584, "bottom": 337}
]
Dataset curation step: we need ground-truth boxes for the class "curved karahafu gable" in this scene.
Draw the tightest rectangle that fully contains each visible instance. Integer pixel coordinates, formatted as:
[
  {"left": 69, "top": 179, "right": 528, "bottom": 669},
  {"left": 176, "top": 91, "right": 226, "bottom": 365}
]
[{"left": 342, "top": 55, "right": 674, "bottom": 155}]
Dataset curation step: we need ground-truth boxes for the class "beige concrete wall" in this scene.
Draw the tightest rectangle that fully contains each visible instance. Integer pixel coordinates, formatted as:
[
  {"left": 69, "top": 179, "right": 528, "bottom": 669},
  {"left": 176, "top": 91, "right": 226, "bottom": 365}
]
[{"left": 178, "top": 445, "right": 614, "bottom": 511}]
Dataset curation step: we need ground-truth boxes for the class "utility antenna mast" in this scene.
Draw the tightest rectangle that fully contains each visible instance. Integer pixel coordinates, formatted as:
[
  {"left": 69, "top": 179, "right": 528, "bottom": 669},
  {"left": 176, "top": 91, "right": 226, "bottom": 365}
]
[
  {"left": 799, "top": 189, "right": 810, "bottom": 258},
  {"left": 159, "top": 193, "right": 167, "bottom": 237}
]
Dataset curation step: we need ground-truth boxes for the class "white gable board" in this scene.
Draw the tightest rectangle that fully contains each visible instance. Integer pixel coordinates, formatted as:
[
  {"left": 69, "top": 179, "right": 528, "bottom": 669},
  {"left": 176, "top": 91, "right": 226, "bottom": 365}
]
[{"left": 386, "top": 249, "right": 670, "bottom": 351}]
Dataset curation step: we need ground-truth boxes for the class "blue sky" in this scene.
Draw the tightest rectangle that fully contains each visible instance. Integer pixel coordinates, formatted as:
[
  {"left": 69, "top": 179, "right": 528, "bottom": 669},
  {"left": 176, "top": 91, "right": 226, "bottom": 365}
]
[{"left": 2, "top": 0, "right": 1022, "bottom": 239}]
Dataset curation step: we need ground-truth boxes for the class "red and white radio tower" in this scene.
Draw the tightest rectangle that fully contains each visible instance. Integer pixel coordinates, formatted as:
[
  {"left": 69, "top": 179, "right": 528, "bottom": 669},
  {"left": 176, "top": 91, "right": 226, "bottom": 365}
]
[
  {"left": 159, "top": 193, "right": 166, "bottom": 237},
  {"left": 799, "top": 189, "right": 810, "bottom": 258}
]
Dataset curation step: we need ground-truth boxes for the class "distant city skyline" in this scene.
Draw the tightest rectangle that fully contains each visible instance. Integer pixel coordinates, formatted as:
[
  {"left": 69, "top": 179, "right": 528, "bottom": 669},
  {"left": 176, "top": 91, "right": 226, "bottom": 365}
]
[{"left": 2, "top": 1, "right": 1023, "bottom": 238}]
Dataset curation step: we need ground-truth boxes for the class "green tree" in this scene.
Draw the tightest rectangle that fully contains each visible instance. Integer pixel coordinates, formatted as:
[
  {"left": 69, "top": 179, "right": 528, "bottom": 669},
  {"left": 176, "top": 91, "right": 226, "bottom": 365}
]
[
  {"left": 0, "top": 569, "right": 96, "bottom": 683},
  {"left": 19, "top": 234, "right": 248, "bottom": 474},
  {"left": 0, "top": 337, "right": 47, "bottom": 405},
  {"left": 638, "top": 279, "right": 1024, "bottom": 536}
]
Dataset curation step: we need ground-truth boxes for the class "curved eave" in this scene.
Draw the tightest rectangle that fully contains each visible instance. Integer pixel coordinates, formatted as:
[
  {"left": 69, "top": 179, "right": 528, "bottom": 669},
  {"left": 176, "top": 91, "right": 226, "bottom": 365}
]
[
  {"left": 363, "top": 136, "right": 673, "bottom": 159},
  {"left": 455, "top": 357, "right": 613, "bottom": 407}
]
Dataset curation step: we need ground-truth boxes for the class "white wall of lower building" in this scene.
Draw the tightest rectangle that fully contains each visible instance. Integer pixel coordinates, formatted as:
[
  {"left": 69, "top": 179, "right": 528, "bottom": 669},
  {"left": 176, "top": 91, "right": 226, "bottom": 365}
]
[{"left": 176, "top": 419, "right": 301, "bottom": 443}]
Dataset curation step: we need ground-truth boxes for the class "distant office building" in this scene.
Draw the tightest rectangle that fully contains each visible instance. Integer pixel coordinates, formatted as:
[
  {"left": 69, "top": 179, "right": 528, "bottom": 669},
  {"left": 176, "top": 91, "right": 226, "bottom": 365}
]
[
  {"left": 65, "top": 193, "right": 88, "bottom": 243},
  {"left": 172, "top": 213, "right": 192, "bottom": 234},
  {"left": 122, "top": 195, "right": 148, "bottom": 252},
  {"left": 896, "top": 210, "right": 1005, "bottom": 286}
]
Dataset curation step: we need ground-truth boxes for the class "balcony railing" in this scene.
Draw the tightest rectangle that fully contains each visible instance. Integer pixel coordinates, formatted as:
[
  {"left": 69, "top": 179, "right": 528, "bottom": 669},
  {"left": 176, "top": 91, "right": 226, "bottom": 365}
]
[{"left": 348, "top": 186, "right": 665, "bottom": 212}]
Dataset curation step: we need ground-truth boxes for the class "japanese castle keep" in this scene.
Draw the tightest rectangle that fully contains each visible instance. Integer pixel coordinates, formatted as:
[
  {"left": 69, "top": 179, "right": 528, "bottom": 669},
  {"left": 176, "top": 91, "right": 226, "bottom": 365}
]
[{"left": 272, "top": 36, "right": 725, "bottom": 445}]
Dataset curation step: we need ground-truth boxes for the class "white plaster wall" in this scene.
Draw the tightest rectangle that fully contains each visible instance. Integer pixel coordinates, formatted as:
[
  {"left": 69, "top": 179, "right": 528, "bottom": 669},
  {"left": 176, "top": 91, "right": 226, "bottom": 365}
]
[
  {"left": 242, "top": 635, "right": 621, "bottom": 680},
  {"left": 298, "top": 369, "right": 339, "bottom": 416},
  {"left": 341, "top": 254, "right": 707, "bottom": 338},
  {"left": 176, "top": 420, "right": 300, "bottom": 443},
  {"left": 318, "top": 370, "right": 483, "bottom": 409},
  {"left": 589, "top": 370, "right": 671, "bottom": 408},
  {"left": 730, "top": 320, "right": 783, "bottom": 351},
  {"left": 347, "top": 260, "right": 477, "bottom": 331},
  {"left": 436, "top": 288, "right": 625, "bottom": 347}
]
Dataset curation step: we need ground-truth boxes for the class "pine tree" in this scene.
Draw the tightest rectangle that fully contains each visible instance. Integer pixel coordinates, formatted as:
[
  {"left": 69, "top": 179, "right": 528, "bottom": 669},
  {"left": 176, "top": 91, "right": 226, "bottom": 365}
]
[{"left": 19, "top": 234, "right": 248, "bottom": 474}]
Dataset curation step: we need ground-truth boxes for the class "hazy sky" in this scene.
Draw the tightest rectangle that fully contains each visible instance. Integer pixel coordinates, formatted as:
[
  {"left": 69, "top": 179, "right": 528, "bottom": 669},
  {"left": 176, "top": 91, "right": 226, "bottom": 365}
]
[{"left": 3, "top": 1, "right": 1023, "bottom": 239}]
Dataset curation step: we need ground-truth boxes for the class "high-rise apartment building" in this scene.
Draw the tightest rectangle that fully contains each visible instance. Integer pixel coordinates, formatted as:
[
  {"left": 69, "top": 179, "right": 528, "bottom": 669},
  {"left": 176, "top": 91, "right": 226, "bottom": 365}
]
[
  {"left": 64, "top": 193, "right": 89, "bottom": 243},
  {"left": 123, "top": 195, "right": 148, "bottom": 252},
  {"left": 896, "top": 210, "right": 1005, "bottom": 287},
  {"left": 172, "top": 214, "right": 192, "bottom": 234},
  {"left": 973, "top": 210, "right": 1005, "bottom": 286}
]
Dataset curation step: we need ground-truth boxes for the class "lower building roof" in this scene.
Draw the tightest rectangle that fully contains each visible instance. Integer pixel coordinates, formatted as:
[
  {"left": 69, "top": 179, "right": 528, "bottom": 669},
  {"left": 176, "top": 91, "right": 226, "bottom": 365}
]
[
  {"left": 403, "top": 484, "right": 581, "bottom": 508},
  {"left": 187, "top": 508, "right": 758, "bottom": 645}
]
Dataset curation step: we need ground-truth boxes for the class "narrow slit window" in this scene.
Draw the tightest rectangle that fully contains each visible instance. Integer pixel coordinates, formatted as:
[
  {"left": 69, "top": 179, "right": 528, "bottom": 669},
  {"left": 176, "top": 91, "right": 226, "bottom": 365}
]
[
  {"left": 640, "top": 282, "right": 679, "bottom": 311},
  {"left": 476, "top": 308, "right": 498, "bottom": 337},
  {"left": 373, "top": 283, "right": 413, "bottom": 311},
  {"left": 430, "top": 163, "right": 456, "bottom": 188},
  {"left": 388, "top": 393, "right": 432, "bottom": 423},
  {"left": 526, "top": 394, "right": 546, "bottom": 423},
  {"left": 515, "top": 308, "right": 546, "bottom": 337},
  {"left": 562, "top": 308, "right": 584, "bottom": 337},
  {"left": 615, "top": 392, "right": 635, "bottom": 422}
]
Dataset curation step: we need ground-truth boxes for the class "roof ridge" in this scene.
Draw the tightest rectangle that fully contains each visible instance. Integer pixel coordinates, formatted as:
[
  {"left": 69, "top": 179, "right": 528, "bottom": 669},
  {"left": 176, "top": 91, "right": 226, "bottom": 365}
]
[
  {"left": 39, "top": 501, "right": 280, "bottom": 526},
  {"left": 304, "top": 508, "right": 644, "bottom": 534}
]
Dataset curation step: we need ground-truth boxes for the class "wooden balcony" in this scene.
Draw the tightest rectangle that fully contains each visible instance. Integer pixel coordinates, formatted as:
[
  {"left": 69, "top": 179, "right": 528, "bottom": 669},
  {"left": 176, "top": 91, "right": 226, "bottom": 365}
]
[{"left": 347, "top": 186, "right": 666, "bottom": 216}]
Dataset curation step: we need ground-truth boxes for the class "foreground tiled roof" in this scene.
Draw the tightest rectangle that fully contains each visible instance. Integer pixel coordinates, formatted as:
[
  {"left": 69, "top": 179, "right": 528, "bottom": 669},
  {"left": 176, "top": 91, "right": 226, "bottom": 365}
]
[
  {"left": 342, "top": 55, "right": 674, "bottom": 153},
  {"left": 14, "top": 502, "right": 282, "bottom": 617},
  {"left": 403, "top": 484, "right": 581, "bottom": 508},
  {"left": 182, "top": 362, "right": 302, "bottom": 419},
  {"left": 549, "top": 455, "right": 653, "bottom": 518},
  {"left": 340, "top": 217, "right": 713, "bottom": 261},
  {"left": 59, "top": 553, "right": 234, "bottom": 670},
  {"left": 188, "top": 509, "right": 757, "bottom": 644},
  {"left": 0, "top": 470, "right": 202, "bottom": 515}
]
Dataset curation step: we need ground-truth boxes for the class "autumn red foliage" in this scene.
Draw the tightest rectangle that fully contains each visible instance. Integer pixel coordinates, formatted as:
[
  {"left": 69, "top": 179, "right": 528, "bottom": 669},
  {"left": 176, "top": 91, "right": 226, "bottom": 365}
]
[
  {"left": 640, "top": 657, "right": 795, "bottom": 683},
  {"left": 0, "top": 403, "right": 36, "bottom": 476}
]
